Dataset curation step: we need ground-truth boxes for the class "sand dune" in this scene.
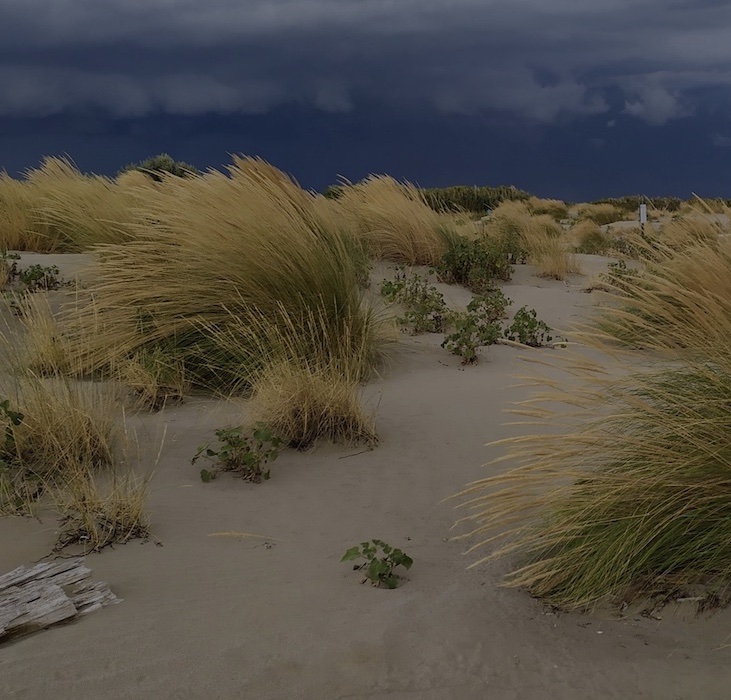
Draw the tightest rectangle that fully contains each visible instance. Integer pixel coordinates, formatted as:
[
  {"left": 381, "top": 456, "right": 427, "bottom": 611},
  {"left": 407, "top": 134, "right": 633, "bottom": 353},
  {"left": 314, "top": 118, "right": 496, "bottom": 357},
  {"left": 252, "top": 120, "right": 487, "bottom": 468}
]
[{"left": 2, "top": 253, "right": 731, "bottom": 699}]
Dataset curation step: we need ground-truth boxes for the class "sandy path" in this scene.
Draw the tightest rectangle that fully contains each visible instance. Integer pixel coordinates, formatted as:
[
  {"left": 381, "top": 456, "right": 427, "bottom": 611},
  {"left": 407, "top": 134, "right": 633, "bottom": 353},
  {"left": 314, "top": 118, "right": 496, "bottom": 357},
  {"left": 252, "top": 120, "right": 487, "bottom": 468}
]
[{"left": 2, "top": 255, "right": 731, "bottom": 699}]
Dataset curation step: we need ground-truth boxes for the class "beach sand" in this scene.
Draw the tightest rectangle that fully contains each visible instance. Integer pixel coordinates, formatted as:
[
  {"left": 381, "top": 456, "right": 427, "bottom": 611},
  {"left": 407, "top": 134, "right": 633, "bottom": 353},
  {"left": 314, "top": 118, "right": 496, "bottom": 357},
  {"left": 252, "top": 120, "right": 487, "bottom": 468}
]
[{"left": 2, "top": 253, "right": 731, "bottom": 699}]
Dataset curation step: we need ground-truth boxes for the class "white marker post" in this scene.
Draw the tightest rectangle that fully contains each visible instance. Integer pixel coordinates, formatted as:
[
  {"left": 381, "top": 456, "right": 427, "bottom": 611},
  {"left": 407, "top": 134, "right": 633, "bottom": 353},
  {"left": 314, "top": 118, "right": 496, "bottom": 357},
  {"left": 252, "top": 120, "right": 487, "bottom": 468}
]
[{"left": 639, "top": 203, "right": 647, "bottom": 238}]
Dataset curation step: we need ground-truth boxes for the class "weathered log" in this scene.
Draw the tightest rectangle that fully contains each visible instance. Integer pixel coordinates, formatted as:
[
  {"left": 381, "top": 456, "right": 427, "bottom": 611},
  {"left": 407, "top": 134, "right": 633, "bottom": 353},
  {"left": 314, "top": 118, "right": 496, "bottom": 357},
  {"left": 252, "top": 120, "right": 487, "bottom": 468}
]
[{"left": 0, "top": 558, "right": 120, "bottom": 643}]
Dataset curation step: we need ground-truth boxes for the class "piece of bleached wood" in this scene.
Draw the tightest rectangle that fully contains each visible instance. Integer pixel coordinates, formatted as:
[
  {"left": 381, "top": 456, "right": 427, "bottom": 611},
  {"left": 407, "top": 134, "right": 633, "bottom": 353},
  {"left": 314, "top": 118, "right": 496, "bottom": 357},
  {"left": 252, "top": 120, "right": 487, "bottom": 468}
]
[
  {"left": 0, "top": 558, "right": 89, "bottom": 592},
  {"left": 70, "top": 580, "right": 121, "bottom": 614},
  {"left": 0, "top": 558, "right": 119, "bottom": 642},
  {"left": 0, "top": 583, "right": 78, "bottom": 639}
]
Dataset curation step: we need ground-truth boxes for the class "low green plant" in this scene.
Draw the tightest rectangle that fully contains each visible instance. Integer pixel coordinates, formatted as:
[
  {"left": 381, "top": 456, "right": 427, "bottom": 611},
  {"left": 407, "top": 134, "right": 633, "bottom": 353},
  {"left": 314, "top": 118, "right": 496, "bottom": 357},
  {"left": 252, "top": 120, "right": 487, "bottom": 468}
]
[
  {"left": 437, "top": 235, "right": 514, "bottom": 292},
  {"left": 5, "top": 263, "right": 69, "bottom": 293},
  {"left": 504, "top": 307, "right": 554, "bottom": 347},
  {"left": 442, "top": 291, "right": 511, "bottom": 364},
  {"left": 341, "top": 539, "right": 414, "bottom": 589},
  {"left": 192, "top": 423, "right": 282, "bottom": 483},
  {"left": 380, "top": 268, "right": 451, "bottom": 334}
]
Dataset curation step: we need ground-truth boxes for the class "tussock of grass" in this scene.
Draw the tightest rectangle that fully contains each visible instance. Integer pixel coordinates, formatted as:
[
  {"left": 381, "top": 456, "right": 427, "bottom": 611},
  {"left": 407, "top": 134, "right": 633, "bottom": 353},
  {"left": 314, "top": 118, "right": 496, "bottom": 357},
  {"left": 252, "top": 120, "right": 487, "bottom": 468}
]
[
  {"left": 54, "top": 465, "right": 151, "bottom": 552},
  {"left": 115, "top": 345, "right": 188, "bottom": 411},
  {"left": 659, "top": 212, "right": 723, "bottom": 251},
  {"left": 576, "top": 202, "right": 626, "bottom": 226},
  {"left": 526, "top": 196, "right": 568, "bottom": 221},
  {"left": 593, "top": 235, "right": 731, "bottom": 351},
  {"left": 60, "top": 156, "right": 383, "bottom": 390},
  {"left": 18, "top": 293, "right": 71, "bottom": 376},
  {"left": 335, "top": 176, "right": 451, "bottom": 266},
  {"left": 0, "top": 173, "right": 48, "bottom": 251},
  {"left": 22, "top": 157, "right": 143, "bottom": 251},
  {"left": 456, "top": 224, "right": 731, "bottom": 610},
  {"left": 11, "top": 375, "right": 119, "bottom": 480},
  {"left": 570, "top": 220, "right": 610, "bottom": 254},
  {"left": 522, "top": 227, "right": 581, "bottom": 280},
  {"left": 211, "top": 305, "right": 384, "bottom": 449},
  {"left": 454, "top": 353, "right": 731, "bottom": 610},
  {"left": 249, "top": 361, "right": 377, "bottom": 450},
  {"left": 487, "top": 203, "right": 578, "bottom": 279}
]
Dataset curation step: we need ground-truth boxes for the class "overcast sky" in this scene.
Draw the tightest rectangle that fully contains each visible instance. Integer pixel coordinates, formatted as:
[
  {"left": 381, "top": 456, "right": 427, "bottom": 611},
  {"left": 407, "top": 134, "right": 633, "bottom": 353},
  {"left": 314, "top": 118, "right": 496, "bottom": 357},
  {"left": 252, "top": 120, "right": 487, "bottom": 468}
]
[{"left": 2, "top": 0, "right": 731, "bottom": 199}]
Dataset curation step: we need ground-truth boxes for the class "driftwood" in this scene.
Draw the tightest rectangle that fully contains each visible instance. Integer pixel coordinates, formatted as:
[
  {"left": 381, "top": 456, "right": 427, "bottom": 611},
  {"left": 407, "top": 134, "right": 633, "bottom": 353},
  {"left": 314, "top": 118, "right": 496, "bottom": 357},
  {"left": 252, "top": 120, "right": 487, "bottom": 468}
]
[{"left": 0, "top": 558, "right": 120, "bottom": 642}]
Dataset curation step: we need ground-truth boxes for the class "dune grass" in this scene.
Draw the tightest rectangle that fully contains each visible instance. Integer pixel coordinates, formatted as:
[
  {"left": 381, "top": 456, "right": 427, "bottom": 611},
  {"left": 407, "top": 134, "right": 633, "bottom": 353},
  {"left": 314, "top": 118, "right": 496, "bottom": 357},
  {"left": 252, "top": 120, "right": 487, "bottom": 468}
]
[
  {"left": 0, "top": 305, "right": 152, "bottom": 548},
  {"left": 335, "top": 176, "right": 451, "bottom": 266},
  {"left": 575, "top": 202, "right": 626, "bottom": 226},
  {"left": 455, "top": 221, "right": 731, "bottom": 610},
  {"left": 455, "top": 351, "right": 731, "bottom": 610},
  {"left": 592, "top": 231, "right": 730, "bottom": 351},
  {"left": 4, "top": 157, "right": 146, "bottom": 252},
  {"left": 483, "top": 201, "right": 578, "bottom": 279},
  {"left": 0, "top": 370, "right": 121, "bottom": 517},
  {"left": 249, "top": 361, "right": 378, "bottom": 450},
  {"left": 526, "top": 196, "right": 568, "bottom": 221},
  {"left": 54, "top": 462, "right": 151, "bottom": 551},
  {"left": 570, "top": 220, "right": 611, "bottom": 254},
  {"left": 28, "top": 157, "right": 145, "bottom": 250},
  {"left": 211, "top": 303, "right": 386, "bottom": 447},
  {"left": 58, "top": 157, "right": 385, "bottom": 391},
  {"left": 0, "top": 173, "right": 50, "bottom": 251}
]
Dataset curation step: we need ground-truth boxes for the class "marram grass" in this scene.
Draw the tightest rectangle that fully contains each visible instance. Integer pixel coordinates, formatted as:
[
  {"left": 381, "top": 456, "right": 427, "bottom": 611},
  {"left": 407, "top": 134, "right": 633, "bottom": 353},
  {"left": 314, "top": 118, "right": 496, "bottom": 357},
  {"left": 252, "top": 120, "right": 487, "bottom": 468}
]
[
  {"left": 335, "top": 175, "right": 452, "bottom": 266},
  {"left": 455, "top": 222, "right": 731, "bottom": 609},
  {"left": 591, "top": 229, "right": 731, "bottom": 352},
  {"left": 59, "top": 156, "right": 385, "bottom": 390},
  {"left": 454, "top": 353, "right": 731, "bottom": 610}
]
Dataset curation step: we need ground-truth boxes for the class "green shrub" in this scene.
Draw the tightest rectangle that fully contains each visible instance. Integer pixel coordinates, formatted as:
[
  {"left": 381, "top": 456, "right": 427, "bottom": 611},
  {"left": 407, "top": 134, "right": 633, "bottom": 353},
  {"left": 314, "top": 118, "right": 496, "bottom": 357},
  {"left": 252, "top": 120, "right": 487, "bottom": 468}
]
[
  {"left": 422, "top": 185, "right": 530, "bottom": 213},
  {"left": 437, "top": 235, "right": 514, "bottom": 292},
  {"left": 503, "top": 307, "right": 554, "bottom": 347},
  {"left": 118, "top": 153, "right": 201, "bottom": 181},
  {"left": 441, "top": 292, "right": 510, "bottom": 364},
  {"left": 380, "top": 268, "right": 452, "bottom": 334}
]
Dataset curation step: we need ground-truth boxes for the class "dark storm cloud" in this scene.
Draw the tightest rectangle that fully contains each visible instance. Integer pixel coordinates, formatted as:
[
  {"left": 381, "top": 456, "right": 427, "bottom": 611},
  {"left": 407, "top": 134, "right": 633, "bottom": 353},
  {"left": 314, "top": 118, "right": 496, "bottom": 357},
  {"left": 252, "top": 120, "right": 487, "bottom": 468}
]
[{"left": 2, "top": 0, "right": 731, "bottom": 124}]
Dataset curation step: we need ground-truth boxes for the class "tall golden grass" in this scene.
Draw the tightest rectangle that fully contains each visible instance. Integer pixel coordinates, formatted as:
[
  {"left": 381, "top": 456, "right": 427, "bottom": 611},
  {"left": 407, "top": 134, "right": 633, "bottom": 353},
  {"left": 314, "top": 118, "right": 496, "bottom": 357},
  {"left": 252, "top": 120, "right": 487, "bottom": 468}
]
[
  {"left": 0, "top": 302, "right": 152, "bottom": 547},
  {"left": 526, "top": 196, "right": 568, "bottom": 221},
  {"left": 58, "top": 156, "right": 385, "bottom": 392},
  {"left": 569, "top": 220, "right": 610, "bottom": 254},
  {"left": 212, "top": 305, "right": 386, "bottom": 446},
  {"left": 484, "top": 201, "right": 579, "bottom": 279},
  {"left": 0, "top": 172, "right": 48, "bottom": 251},
  {"left": 0, "top": 157, "right": 146, "bottom": 252},
  {"left": 593, "top": 226, "right": 728, "bottom": 350},
  {"left": 575, "top": 202, "right": 626, "bottom": 226},
  {"left": 335, "top": 176, "right": 451, "bottom": 266},
  {"left": 455, "top": 233, "right": 731, "bottom": 610}
]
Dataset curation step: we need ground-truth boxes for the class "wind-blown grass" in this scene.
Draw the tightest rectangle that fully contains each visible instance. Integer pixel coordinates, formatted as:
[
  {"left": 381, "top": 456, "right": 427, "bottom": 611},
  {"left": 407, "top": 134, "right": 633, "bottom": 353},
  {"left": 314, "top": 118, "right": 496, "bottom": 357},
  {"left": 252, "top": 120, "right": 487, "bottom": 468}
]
[
  {"left": 455, "top": 224, "right": 731, "bottom": 611},
  {"left": 484, "top": 201, "right": 579, "bottom": 279},
  {"left": 592, "top": 231, "right": 730, "bottom": 351},
  {"left": 59, "top": 156, "right": 385, "bottom": 391},
  {"left": 0, "top": 157, "right": 145, "bottom": 252},
  {"left": 335, "top": 176, "right": 452, "bottom": 266},
  {"left": 212, "top": 304, "right": 387, "bottom": 447},
  {"left": 455, "top": 352, "right": 731, "bottom": 610}
]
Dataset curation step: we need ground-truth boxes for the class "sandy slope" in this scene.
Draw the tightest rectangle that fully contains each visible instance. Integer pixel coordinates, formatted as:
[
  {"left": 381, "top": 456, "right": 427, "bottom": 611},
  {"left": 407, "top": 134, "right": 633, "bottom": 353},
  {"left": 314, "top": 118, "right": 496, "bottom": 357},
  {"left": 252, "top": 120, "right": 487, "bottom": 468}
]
[{"left": 2, "top": 253, "right": 731, "bottom": 700}]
